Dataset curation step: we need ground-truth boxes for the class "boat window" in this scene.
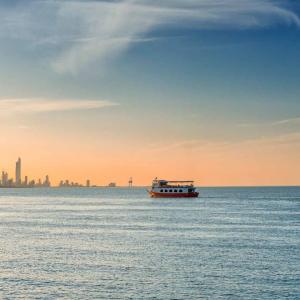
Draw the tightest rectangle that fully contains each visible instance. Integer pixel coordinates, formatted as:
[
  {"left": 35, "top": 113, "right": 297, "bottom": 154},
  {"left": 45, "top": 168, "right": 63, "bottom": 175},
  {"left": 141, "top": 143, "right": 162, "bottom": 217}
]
[
  {"left": 160, "top": 189, "right": 163, "bottom": 192},
  {"left": 174, "top": 189, "right": 177, "bottom": 192},
  {"left": 188, "top": 188, "right": 193, "bottom": 193},
  {"left": 169, "top": 189, "right": 173, "bottom": 192},
  {"left": 179, "top": 189, "right": 183, "bottom": 192},
  {"left": 164, "top": 190, "right": 168, "bottom": 192}
]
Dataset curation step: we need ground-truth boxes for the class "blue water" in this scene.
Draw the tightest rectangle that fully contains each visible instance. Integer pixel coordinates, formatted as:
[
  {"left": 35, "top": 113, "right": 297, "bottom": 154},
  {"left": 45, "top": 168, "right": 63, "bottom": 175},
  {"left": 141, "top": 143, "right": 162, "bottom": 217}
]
[{"left": 0, "top": 187, "right": 299, "bottom": 299}]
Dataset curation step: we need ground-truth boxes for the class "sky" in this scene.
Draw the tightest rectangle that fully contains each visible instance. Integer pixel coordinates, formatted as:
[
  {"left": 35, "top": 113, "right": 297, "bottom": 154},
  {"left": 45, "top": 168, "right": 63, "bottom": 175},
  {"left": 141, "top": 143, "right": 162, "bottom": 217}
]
[{"left": 0, "top": 0, "right": 300, "bottom": 186}]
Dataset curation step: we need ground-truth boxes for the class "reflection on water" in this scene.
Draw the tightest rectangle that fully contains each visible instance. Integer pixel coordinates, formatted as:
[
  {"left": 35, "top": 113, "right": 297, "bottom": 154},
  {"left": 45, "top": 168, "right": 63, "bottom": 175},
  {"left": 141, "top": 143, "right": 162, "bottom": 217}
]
[{"left": 0, "top": 187, "right": 299, "bottom": 299}]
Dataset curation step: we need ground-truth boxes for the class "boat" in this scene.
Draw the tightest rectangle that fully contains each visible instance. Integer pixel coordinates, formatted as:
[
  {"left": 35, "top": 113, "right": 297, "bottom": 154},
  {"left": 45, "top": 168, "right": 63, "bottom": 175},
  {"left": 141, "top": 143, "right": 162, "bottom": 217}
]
[{"left": 148, "top": 178, "right": 199, "bottom": 198}]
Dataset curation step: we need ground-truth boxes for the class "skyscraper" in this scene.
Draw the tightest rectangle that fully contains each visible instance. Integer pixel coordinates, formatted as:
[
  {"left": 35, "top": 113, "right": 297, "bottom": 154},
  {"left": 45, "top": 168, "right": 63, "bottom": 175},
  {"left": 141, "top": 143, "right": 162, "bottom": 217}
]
[
  {"left": 1, "top": 171, "right": 8, "bottom": 186},
  {"left": 15, "top": 157, "right": 21, "bottom": 186},
  {"left": 44, "top": 175, "right": 50, "bottom": 187}
]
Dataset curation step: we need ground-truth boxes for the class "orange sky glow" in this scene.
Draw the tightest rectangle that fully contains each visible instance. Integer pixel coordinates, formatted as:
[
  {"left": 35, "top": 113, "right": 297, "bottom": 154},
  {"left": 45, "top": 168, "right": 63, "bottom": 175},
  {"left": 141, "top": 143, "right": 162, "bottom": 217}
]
[{"left": 1, "top": 114, "right": 299, "bottom": 186}]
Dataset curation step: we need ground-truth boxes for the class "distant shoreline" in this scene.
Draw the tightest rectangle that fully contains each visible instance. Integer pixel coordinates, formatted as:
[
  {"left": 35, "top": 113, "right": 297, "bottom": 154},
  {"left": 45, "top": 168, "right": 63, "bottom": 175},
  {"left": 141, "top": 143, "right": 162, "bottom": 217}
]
[{"left": 0, "top": 185, "right": 299, "bottom": 189}]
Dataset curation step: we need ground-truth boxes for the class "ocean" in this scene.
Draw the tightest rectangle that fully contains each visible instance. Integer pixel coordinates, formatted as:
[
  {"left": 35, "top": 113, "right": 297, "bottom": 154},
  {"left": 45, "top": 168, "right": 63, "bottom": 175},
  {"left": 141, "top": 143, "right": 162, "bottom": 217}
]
[{"left": 0, "top": 187, "right": 299, "bottom": 299}]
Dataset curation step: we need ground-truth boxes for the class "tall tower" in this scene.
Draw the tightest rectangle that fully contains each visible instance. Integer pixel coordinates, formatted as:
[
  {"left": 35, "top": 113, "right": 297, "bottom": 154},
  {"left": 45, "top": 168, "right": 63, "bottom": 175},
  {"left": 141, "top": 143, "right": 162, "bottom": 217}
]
[
  {"left": 44, "top": 175, "right": 50, "bottom": 187},
  {"left": 128, "top": 177, "right": 133, "bottom": 187},
  {"left": 15, "top": 157, "right": 21, "bottom": 186},
  {"left": 2, "top": 171, "right": 8, "bottom": 186}
]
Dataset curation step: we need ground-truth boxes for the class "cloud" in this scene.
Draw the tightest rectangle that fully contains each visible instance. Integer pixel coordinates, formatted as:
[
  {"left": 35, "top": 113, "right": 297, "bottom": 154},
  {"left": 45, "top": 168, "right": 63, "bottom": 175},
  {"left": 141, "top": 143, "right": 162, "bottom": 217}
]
[
  {"left": 0, "top": 0, "right": 299, "bottom": 73},
  {"left": 150, "top": 131, "right": 300, "bottom": 157},
  {"left": 0, "top": 98, "right": 117, "bottom": 114},
  {"left": 238, "top": 116, "right": 300, "bottom": 128},
  {"left": 270, "top": 117, "right": 300, "bottom": 126}
]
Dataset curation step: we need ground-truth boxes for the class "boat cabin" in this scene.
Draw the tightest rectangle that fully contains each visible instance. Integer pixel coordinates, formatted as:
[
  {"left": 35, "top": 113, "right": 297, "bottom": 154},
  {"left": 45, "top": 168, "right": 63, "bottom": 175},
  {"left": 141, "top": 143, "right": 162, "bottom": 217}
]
[{"left": 149, "top": 179, "right": 198, "bottom": 197}]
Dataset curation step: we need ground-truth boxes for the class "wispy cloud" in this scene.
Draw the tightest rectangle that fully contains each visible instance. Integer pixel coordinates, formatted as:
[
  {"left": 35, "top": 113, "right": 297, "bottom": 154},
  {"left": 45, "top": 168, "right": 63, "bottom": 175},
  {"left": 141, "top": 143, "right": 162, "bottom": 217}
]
[
  {"left": 0, "top": 0, "right": 299, "bottom": 73},
  {"left": 270, "top": 117, "right": 300, "bottom": 126},
  {"left": 0, "top": 98, "right": 117, "bottom": 114},
  {"left": 238, "top": 116, "right": 300, "bottom": 128},
  {"left": 150, "top": 131, "right": 300, "bottom": 157}
]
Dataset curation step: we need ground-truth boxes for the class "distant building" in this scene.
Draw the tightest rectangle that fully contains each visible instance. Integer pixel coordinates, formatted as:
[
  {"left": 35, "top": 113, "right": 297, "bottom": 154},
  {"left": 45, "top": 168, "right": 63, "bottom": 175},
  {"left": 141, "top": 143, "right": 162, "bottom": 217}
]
[
  {"left": 86, "top": 180, "right": 90, "bottom": 187},
  {"left": 24, "top": 176, "right": 28, "bottom": 186},
  {"left": 128, "top": 177, "right": 133, "bottom": 187},
  {"left": 108, "top": 182, "right": 116, "bottom": 187},
  {"left": 15, "top": 157, "right": 21, "bottom": 186},
  {"left": 1, "top": 171, "right": 8, "bottom": 186},
  {"left": 44, "top": 175, "right": 50, "bottom": 187}
]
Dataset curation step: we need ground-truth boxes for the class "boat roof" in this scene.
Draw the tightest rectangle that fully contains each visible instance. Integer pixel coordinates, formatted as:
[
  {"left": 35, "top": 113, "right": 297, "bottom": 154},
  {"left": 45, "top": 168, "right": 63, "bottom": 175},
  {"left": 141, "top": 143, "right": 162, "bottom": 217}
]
[{"left": 155, "top": 180, "right": 194, "bottom": 183}]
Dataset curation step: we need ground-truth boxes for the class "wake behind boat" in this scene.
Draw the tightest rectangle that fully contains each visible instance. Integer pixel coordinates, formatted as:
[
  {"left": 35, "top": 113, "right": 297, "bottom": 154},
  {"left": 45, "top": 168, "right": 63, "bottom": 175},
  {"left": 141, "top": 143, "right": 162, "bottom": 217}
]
[{"left": 148, "top": 178, "right": 199, "bottom": 198}]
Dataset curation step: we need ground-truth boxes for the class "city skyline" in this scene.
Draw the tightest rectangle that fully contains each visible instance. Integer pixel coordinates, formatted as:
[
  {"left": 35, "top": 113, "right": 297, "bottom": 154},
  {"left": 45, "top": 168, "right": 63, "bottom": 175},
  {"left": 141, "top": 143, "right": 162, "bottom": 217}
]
[
  {"left": 1, "top": 157, "right": 51, "bottom": 188},
  {"left": 0, "top": 157, "right": 135, "bottom": 187},
  {"left": 0, "top": 1, "right": 300, "bottom": 186}
]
